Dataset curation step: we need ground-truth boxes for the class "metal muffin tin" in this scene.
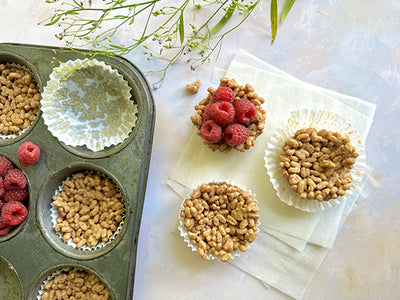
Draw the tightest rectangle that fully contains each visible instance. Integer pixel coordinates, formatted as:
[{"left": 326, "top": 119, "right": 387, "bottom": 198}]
[{"left": 0, "top": 43, "right": 154, "bottom": 299}]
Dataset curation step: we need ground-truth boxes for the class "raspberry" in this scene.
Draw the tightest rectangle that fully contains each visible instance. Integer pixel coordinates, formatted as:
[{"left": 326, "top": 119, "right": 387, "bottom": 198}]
[
  {"left": 0, "top": 156, "right": 14, "bottom": 177},
  {"left": 4, "top": 169, "right": 27, "bottom": 191},
  {"left": 0, "top": 216, "right": 12, "bottom": 235},
  {"left": 3, "top": 187, "right": 29, "bottom": 202},
  {"left": 0, "top": 178, "right": 5, "bottom": 197},
  {"left": 0, "top": 198, "right": 5, "bottom": 211},
  {"left": 223, "top": 116, "right": 238, "bottom": 129},
  {"left": 200, "top": 120, "right": 223, "bottom": 143},
  {"left": 17, "top": 141, "right": 40, "bottom": 166},
  {"left": 223, "top": 124, "right": 249, "bottom": 146},
  {"left": 211, "top": 102, "right": 235, "bottom": 125},
  {"left": 202, "top": 103, "right": 213, "bottom": 122},
  {"left": 212, "top": 86, "right": 235, "bottom": 103},
  {"left": 1, "top": 201, "right": 28, "bottom": 226},
  {"left": 234, "top": 99, "right": 257, "bottom": 125}
]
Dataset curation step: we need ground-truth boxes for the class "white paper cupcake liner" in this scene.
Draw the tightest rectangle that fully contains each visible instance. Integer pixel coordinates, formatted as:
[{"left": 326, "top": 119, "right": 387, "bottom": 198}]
[
  {"left": 41, "top": 58, "right": 138, "bottom": 151},
  {"left": 264, "top": 109, "right": 366, "bottom": 212},
  {"left": 0, "top": 62, "right": 41, "bottom": 140},
  {"left": 36, "top": 267, "right": 109, "bottom": 300},
  {"left": 50, "top": 171, "right": 125, "bottom": 251},
  {"left": 178, "top": 180, "right": 260, "bottom": 261},
  {"left": 37, "top": 267, "right": 78, "bottom": 300}
]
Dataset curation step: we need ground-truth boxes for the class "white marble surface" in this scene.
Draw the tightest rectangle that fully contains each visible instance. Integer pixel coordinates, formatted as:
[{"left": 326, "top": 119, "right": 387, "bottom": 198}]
[{"left": 0, "top": 1, "right": 399, "bottom": 299}]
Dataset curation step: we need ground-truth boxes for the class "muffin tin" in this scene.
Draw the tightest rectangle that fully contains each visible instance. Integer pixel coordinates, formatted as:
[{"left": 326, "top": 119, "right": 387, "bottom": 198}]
[{"left": 0, "top": 43, "right": 154, "bottom": 299}]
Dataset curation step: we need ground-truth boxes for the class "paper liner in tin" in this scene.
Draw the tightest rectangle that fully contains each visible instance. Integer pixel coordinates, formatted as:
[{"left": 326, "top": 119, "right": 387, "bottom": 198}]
[
  {"left": 264, "top": 109, "right": 366, "bottom": 212},
  {"left": 178, "top": 180, "right": 260, "bottom": 261},
  {"left": 41, "top": 58, "right": 138, "bottom": 151},
  {"left": 50, "top": 171, "right": 125, "bottom": 251},
  {"left": 0, "top": 62, "right": 41, "bottom": 140},
  {"left": 36, "top": 266, "right": 110, "bottom": 300}
]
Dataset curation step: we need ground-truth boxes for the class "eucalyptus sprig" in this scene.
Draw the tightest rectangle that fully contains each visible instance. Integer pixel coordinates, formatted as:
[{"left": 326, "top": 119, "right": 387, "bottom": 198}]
[{"left": 43, "top": 0, "right": 295, "bottom": 87}]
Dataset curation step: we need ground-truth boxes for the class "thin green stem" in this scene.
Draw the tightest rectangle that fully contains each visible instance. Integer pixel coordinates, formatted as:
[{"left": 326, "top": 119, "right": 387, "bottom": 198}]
[{"left": 43, "top": 0, "right": 292, "bottom": 86}]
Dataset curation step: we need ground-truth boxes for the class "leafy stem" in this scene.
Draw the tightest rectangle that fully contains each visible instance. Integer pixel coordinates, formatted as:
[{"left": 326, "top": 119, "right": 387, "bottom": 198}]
[{"left": 43, "top": 0, "right": 296, "bottom": 87}]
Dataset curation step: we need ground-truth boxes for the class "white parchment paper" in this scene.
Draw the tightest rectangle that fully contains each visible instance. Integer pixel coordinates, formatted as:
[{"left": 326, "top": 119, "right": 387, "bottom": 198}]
[{"left": 168, "top": 50, "right": 376, "bottom": 299}]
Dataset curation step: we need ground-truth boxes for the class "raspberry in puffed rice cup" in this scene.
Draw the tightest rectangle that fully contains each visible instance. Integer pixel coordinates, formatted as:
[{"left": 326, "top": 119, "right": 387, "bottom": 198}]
[{"left": 190, "top": 77, "right": 266, "bottom": 153}]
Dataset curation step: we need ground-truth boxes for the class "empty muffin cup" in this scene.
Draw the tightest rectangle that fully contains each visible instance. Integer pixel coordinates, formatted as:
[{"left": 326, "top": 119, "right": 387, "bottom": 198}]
[{"left": 41, "top": 58, "right": 138, "bottom": 152}]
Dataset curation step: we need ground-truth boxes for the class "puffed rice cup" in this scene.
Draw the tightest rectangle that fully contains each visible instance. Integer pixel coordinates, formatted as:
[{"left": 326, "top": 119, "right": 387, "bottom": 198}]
[
  {"left": 0, "top": 62, "right": 42, "bottom": 140},
  {"left": 36, "top": 266, "right": 111, "bottom": 300},
  {"left": 178, "top": 180, "right": 260, "bottom": 262},
  {"left": 50, "top": 171, "right": 126, "bottom": 251},
  {"left": 41, "top": 58, "right": 138, "bottom": 151},
  {"left": 264, "top": 109, "right": 366, "bottom": 212}
]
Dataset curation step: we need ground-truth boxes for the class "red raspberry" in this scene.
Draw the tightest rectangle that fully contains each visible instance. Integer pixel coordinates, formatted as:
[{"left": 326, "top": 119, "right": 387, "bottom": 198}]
[
  {"left": 234, "top": 99, "right": 257, "bottom": 124},
  {"left": 4, "top": 169, "right": 27, "bottom": 191},
  {"left": 200, "top": 120, "right": 223, "bottom": 143},
  {"left": 0, "top": 216, "right": 12, "bottom": 235},
  {"left": 202, "top": 103, "right": 213, "bottom": 122},
  {"left": 224, "top": 124, "right": 249, "bottom": 146},
  {"left": 212, "top": 86, "right": 235, "bottom": 103},
  {"left": 0, "top": 198, "right": 5, "bottom": 211},
  {"left": 3, "top": 187, "right": 29, "bottom": 202},
  {"left": 1, "top": 201, "right": 28, "bottom": 226},
  {"left": 223, "top": 116, "right": 238, "bottom": 129},
  {"left": 0, "top": 178, "right": 5, "bottom": 197},
  {"left": 18, "top": 142, "right": 40, "bottom": 166},
  {"left": 0, "top": 156, "right": 14, "bottom": 177},
  {"left": 211, "top": 102, "right": 235, "bottom": 125}
]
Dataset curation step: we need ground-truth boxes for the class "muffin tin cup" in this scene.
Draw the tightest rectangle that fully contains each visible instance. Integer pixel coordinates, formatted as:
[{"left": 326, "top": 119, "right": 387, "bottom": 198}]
[
  {"left": 264, "top": 109, "right": 366, "bottom": 212},
  {"left": 0, "top": 43, "right": 154, "bottom": 299},
  {"left": 0, "top": 155, "right": 31, "bottom": 243},
  {"left": 41, "top": 58, "right": 138, "bottom": 152},
  {"left": 48, "top": 173, "right": 126, "bottom": 253},
  {"left": 38, "top": 163, "right": 128, "bottom": 259},
  {"left": 0, "top": 255, "right": 23, "bottom": 299},
  {"left": 0, "top": 51, "right": 43, "bottom": 144},
  {"left": 31, "top": 264, "right": 115, "bottom": 300}
]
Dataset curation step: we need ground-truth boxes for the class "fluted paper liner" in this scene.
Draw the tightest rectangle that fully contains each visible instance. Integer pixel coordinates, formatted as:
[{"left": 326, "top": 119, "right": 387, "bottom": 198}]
[
  {"left": 178, "top": 180, "right": 260, "bottom": 261},
  {"left": 37, "top": 267, "right": 79, "bottom": 300},
  {"left": 37, "top": 266, "right": 110, "bottom": 300},
  {"left": 264, "top": 109, "right": 366, "bottom": 212},
  {"left": 41, "top": 58, "right": 138, "bottom": 151},
  {"left": 50, "top": 171, "right": 126, "bottom": 251}
]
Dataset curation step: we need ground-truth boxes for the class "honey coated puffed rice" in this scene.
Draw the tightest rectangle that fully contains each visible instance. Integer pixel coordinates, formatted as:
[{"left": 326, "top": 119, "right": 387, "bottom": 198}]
[
  {"left": 279, "top": 127, "right": 359, "bottom": 202},
  {"left": 190, "top": 77, "right": 266, "bottom": 153},
  {"left": 0, "top": 64, "right": 41, "bottom": 135},
  {"left": 186, "top": 79, "right": 201, "bottom": 93},
  {"left": 180, "top": 182, "right": 259, "bottom": 262},
  {"left": 41, "top": 269, "right": 110, "bottom": 300},
  {"left": 52, "top": 172, "right": 124, "bottom": 249}
]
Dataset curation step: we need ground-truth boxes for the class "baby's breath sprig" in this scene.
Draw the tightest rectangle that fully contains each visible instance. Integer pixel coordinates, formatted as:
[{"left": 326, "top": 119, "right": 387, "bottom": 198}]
[{"left": 43, "top": 0, "right": 295, "bottom": 87}]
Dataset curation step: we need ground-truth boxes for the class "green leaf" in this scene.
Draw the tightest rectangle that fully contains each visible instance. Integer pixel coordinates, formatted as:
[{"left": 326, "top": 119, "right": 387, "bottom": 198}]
[
  {"left": 72, "top": 0, "right": 83, "bottom": 8},
  {"left": 281, "top": 0, "right": 296, "bottom": 23},
  {"left": 178, "top": 12, "right": 184, "bottom": 44},
  {"left": 45, "top": 14, "right": 63, "bottom": 26},
  {"left": 270, "top": 0, "right": 278, "bottom": 44},
  {"left": 210, "top": 3, "right": 236, "bottom": 35}
]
